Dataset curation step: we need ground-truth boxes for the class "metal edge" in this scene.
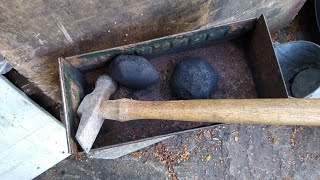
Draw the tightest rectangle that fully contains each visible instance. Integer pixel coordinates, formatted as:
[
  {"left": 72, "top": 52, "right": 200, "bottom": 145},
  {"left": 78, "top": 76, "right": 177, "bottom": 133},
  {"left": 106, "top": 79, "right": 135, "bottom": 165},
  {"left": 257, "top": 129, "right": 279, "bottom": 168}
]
[
  {"left": 276, "top": 40, "right": 320, "bottom": 49},
  {"left": 58, "top": 58, "right": 78, "bottom": 154},
  {"left": 88, "top": 136, "right": 172, "bottom": 159},
  {"left": 65, "top": 18, "right": 257, "bottom": 71},
  {"left": 64, "top": 17, "right": 257, "bottom": 62},
  {"left": 87, "top": 123, "right": 222, "bottom": 155},
  {"left": 249, "top": 14, "right": 288, "bottom": 98},
  {"left": 260, "top": 14, "right": 289, "bottom": 97}
]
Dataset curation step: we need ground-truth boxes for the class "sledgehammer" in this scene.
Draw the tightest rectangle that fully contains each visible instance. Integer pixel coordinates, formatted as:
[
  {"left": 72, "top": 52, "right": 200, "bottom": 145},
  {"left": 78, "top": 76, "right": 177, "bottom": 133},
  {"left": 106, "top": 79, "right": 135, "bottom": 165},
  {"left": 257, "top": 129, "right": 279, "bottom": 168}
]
[{"left": 76, "top": 75, "right": 320, "bottom": 152}]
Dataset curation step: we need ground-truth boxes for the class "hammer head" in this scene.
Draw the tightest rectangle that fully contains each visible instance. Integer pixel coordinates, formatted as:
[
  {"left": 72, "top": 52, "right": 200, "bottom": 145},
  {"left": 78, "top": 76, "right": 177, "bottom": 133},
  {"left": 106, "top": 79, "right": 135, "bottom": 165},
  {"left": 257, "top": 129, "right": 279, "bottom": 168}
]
[{"left": 76, "top": 75, "right": 117, "bottom": 153}]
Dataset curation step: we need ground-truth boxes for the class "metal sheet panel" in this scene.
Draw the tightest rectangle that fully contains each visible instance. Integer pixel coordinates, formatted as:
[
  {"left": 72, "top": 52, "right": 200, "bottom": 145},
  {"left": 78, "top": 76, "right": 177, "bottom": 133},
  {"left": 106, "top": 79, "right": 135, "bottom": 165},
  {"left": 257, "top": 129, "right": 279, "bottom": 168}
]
[{"left": 0, "top": 75, "right": 70, "bottom": 179}]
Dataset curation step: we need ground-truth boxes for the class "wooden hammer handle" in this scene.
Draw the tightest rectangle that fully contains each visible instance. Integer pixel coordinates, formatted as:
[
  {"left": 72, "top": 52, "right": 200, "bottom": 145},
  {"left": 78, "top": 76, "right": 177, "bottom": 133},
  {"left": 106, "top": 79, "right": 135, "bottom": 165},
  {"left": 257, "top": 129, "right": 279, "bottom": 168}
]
[{"left": 100, "top": 98, "right": 320, "bottom": 126}]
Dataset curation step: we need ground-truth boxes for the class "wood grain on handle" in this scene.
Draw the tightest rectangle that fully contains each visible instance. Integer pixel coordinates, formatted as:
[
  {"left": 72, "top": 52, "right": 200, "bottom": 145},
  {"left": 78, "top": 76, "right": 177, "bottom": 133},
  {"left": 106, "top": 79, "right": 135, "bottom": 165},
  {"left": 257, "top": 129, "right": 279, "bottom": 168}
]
[{"left": 100, "top": 98, "right": 320, "bottom": 126}]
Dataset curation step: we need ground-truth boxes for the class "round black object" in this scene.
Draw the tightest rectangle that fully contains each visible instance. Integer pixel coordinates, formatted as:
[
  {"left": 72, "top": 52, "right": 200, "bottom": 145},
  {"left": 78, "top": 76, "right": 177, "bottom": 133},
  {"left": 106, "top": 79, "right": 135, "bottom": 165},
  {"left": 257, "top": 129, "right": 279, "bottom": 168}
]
[
  {"left": 170, "top": 57, "right": 218, "bottom": 99},
  {"left": 109, "top": 55, "right": 159, "bottom": 89}
]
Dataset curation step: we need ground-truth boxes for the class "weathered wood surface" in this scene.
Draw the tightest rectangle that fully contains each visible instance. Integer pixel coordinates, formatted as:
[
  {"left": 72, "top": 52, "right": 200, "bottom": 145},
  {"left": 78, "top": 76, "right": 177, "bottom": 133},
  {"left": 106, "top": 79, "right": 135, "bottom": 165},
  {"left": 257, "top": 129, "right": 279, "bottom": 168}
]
[{"left": 0, "top": 0, "right": 305, "bottom": 103}]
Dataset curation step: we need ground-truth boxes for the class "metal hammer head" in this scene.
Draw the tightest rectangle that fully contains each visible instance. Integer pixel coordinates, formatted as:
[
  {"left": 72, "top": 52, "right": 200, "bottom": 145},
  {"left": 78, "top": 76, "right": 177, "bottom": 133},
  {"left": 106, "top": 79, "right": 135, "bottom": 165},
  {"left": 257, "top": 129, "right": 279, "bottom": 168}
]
[{"left": 76, "top": 75, "right": 117, "bottom": 153}]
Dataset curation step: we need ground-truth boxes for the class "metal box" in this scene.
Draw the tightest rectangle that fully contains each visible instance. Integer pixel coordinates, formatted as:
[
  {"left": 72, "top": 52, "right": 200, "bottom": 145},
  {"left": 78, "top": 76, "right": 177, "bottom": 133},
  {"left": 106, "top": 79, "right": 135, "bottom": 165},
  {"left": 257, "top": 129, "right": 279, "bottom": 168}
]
[{"left": 59, "top": 15, "right": 288, "bottom": 158}]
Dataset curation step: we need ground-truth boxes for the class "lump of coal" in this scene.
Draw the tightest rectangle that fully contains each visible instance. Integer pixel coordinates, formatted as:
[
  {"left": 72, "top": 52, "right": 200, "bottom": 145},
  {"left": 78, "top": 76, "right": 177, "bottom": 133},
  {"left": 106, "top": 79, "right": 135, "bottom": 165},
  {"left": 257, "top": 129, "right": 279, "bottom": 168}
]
[
  {"left": 109, "top": 55, "right": 159, "bottom": 89},
  {"left": 170, "top": 57, "right": 218, "bottom": 99}
]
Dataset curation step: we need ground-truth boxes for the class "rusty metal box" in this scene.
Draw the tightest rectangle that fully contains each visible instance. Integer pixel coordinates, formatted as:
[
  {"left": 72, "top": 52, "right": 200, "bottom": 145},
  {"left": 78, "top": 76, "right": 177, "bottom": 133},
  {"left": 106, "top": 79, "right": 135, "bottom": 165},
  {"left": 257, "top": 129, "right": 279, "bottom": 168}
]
[{"left": 59, "top": 15, "right": 288, "bottom": 158}]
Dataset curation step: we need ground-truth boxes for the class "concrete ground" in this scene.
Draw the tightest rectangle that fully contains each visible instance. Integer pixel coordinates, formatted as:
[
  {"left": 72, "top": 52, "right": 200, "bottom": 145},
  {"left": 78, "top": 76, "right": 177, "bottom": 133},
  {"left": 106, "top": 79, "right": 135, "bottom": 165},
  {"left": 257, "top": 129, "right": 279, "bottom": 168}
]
[
  {"left": 37, "top": 1, "right": 320, "bottom": 179},
  {"left": 37, "top": 125, "right": 320, "bottom": 179}
]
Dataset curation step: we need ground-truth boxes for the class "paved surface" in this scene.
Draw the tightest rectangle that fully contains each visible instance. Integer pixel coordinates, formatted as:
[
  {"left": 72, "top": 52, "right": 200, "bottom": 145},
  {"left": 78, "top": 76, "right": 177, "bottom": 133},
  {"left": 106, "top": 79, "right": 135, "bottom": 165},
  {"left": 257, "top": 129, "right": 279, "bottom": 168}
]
[{"left": 37, "top": 125, "right": 320, "bottom": 179}]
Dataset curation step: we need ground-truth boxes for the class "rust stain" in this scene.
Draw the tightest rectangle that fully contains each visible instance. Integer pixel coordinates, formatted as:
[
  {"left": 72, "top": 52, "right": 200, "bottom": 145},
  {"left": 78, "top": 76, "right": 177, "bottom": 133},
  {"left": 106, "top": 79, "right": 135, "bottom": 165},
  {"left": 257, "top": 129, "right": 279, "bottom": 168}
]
[
  {"left": 179, "top": 144, "right": 190, "bottom": 161},
  {"left": 154, "top": 143, "right": 178, "bottom": 180},
  {"left": 290, "top": 126, "right": 303, "bottom": 146},
  {"left": 290, "top": 132, "right": 296, "bottom": 146},
  {"left": 131, "top": 150, "right": 146, "bottom": 158}
]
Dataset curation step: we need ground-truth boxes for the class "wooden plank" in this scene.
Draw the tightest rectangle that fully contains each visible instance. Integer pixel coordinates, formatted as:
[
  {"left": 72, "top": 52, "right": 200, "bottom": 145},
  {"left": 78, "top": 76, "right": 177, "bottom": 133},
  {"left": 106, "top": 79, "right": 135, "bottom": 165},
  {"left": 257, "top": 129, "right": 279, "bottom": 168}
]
[{"left": 0, "top": 0, "right": 305, "bottom": 103}]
